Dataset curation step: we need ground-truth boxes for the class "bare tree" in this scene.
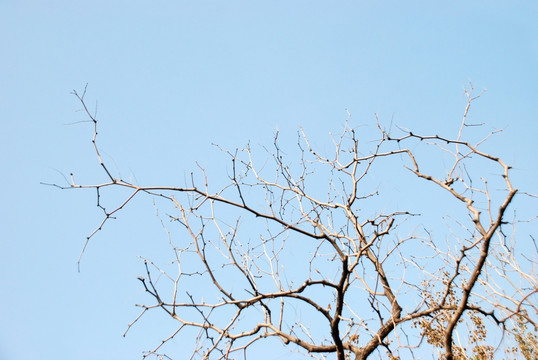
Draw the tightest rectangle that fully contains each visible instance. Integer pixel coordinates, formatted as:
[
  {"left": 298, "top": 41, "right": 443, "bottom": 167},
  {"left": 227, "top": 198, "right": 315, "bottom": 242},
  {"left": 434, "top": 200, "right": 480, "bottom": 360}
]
[{"left": 47, "top": 85, "right": 537, "bottom": 359}]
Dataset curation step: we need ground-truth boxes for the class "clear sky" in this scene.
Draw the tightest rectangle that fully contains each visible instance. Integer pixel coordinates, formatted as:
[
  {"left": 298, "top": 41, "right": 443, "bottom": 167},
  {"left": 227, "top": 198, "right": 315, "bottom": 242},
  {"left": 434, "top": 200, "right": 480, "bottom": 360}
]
[{"left": 1, "top": 1, "right": 536, "bottom": 359}]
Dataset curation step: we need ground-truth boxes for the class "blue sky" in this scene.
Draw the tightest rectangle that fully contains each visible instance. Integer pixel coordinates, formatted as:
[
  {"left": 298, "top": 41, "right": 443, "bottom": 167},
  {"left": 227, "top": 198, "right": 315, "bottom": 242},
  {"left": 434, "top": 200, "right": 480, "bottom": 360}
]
[{"left": 1, "top": 1, "right": 537, "bottom": 359}]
